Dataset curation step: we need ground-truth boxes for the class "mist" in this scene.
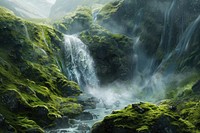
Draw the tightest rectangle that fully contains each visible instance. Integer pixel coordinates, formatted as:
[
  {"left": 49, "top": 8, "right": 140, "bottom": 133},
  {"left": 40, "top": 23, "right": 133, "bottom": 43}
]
[{"left": 0, "top": 0, "right": 199, "bottom": 132}]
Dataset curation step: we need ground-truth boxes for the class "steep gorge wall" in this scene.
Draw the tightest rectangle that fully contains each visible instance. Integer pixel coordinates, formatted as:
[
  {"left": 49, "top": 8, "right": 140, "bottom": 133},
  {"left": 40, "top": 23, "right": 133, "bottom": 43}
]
[{"left": 0, "top": 7, "right": 82, "bottom": 132}]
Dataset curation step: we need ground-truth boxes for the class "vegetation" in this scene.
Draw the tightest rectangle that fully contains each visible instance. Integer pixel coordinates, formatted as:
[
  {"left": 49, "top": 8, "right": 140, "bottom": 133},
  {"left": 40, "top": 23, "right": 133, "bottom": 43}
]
[
  {"left": 0, "top": 7, "right": 82, "bottom": 132},
  {"left": 92, "top": 79, "right": 200, "bottom": 133},
  {"left": 0, "top": 0, "right": 200, "bottom": 132},
  {"left": 80, "top": 24, "right": 134, "bottom": 84},
  {"left": 53, "top": 7, "right": 93, "bottom": 34}
]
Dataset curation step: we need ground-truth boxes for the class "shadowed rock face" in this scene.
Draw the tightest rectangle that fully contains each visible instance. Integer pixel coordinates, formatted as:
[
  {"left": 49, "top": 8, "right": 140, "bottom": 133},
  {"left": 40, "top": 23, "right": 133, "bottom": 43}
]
[
  {"left": 96, "top": 0, "right": 200, "bottom": 71},
  {"left": 80, "top": 25, "right": 134, "bottom": 84},
  {"left": 192, "top": 80, "right": 200, "bottom": 93},
  {"left": 0, "top": 0, "right": 200, "bottom": 132}
]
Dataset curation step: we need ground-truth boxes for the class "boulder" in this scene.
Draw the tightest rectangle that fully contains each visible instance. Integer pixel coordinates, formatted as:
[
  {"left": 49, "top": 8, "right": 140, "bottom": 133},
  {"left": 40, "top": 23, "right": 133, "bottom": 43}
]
[
  {"left": 0, "top": 90, "right": 29, "bottom": 112},
  {"left": 77, "top": 123, "right": 90, "bottom": 131},
  {"left": 78, "top": 97, "right": 99, "bottom": 109},
  {"left": 91, "top": 103, "right": 196, "bottom": 133},
  {"left": 75, "top": 112, "right": 93, "bottom": 120},
  {"left": 54, "top": 116, "right": 70, "bottom": 128}
]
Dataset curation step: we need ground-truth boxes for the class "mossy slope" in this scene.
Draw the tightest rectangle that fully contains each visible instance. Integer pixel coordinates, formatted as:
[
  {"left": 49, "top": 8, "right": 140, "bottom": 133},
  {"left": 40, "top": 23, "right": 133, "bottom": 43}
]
[
  {"left": 53, "top": 7, "right": 93, "bottom": 34},
  {"left": 0, "top": 7, "right": 82, "bottom": 132},
  {"left": 91, "top": 79, "right": 200, "bottom": 133}
]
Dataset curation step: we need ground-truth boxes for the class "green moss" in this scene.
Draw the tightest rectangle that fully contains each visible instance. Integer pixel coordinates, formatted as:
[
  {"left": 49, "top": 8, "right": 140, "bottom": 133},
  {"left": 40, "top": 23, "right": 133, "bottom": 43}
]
[
  {"left": 80, "top": 25, "right": 134, "bottom": 84},
  {"left": 0, "top": 7, "right": 82, "bottom": 132},
  {"left": 14, "top": 117, "right": 44, "bottom": 133},
  {"left": 97, "top": 0, "right": 123, "bottom": 21},
  {"left": 136, "top": 125, "right": 149, "bottom": 132},
  {"left": 92, "top": 102, "right": 197, "bottom": 133},
  {"left": 54, "top": 7, "right": 93, "bottom": 34},
  {"left": 60, "top": 102, "right": 83, "bottom": 117}
]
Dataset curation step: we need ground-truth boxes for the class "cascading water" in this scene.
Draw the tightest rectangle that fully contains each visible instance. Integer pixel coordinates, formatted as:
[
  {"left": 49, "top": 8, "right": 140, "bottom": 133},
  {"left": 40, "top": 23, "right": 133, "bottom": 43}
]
[
  {"left": 23, "top": 23, "right": 30, "bottom": 40},
  {"left": 47, "top": 1, "right": 200, "bottom": 133},
  {"left": 175, "top": 15, "right": 200, "bottom": 56},
  {"left": 42, "top": 28, "right": 49, "bottom": 47},
  {"left": 61, "top": 34, "right": 99, "bottom": 89},
  {"left": 158, "top": 0, "right": 176, "bottom": 54},
  {"left": 156, "top": 14, "right": 200, "bottom": 72},
  {"left": 138, "top": 7, "right": 200, "bottom": 102},
  {"left": 92, "top": 10, "right": 99, "bottom": 22}
]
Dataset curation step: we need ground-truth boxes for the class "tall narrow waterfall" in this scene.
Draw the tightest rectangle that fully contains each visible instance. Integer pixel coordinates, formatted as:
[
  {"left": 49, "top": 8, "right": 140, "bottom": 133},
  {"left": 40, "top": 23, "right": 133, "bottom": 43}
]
[
  {"left": 175, "top": 15, "right": 200, "bottom": 56},
  {"left": 23, "top": 23, "right": 30, "bottom": 40},
  {"left": 156, "top": 14, "right": 200, "bottom": 72},
  {"left": 158, "top": 0, "right": 176, "bottom": 54},
  {"left": 61, "top": 35, "right": 99, "bottom": 89}
]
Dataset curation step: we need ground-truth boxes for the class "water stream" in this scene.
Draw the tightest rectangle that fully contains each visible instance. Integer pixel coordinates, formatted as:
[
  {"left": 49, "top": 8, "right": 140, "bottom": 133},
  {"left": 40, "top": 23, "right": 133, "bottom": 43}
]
[
  {"left": 47, "top": 2, "right": 200, "bottom": 133},
  {"left": 23, "top": 23, "right": 30, "bottom": 40},
  {"left": 60, "top": 35, "right": 99, "bottom": 89}
]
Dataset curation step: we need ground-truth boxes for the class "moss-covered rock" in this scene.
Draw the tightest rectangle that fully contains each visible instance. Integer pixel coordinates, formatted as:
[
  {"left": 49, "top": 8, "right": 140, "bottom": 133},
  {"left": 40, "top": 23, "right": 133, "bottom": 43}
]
[
  {"left": 53, "top": 7, "right": 93, "bottom": 34},
  {"left": 92, "top": 102, "right": 197, "bottom": 133},
  {"left": 97, "top": 0, "right": 200, "bottom": 70},
  {"left": 49, "top": 0, "right": 115, "bottom": 19},
  {"left": 80, "top": 25, "right": 134, "bottom": 84},
  {"left": 0, "top": 7, "right": 82, "bottom": 132},
  {"left": 97, "top": 0, "right": 164, "bottom": 57},
  {"left": 92, "top": 78, "right": 200, "bottom": 133}
]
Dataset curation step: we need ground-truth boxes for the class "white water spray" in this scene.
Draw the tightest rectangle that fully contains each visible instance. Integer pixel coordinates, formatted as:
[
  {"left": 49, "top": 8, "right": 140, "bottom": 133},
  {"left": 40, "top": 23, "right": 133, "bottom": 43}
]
[{"left": 61, "top": 35, "right": 99, "bottom": 89}]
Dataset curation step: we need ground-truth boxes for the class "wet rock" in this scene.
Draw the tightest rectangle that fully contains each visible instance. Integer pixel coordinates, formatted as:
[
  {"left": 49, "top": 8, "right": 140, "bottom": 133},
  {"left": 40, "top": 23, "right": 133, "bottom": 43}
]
[
  {"left": 0, "top": 114, "right": 5, "bottom": 126},
  {"left": 33, "top": 105, "right": 49, "bottom": 117},
  {"left": 77, "top": 123, "right": 90, "bottom": 131},
  {"left": 1, "top": 91, "right": 19, "bottom": 111},
  {"left": 78, "top": 97, "right": 99, "bottom": 109},
  {"left": 16, "top": 83, "right": 35, "bottom": 95},
  {"left": 57, "top": 78, "right": 81, "bottom": 97},
  {"left": 91, "top": 103, "right": 195, "bottom": 133},
  {"left": 8, "top": 125, "right": 16, "bottom": 132},
  {"left": 0, "top": 90, "right": 28, "bottom": 112},
  {"left": 0, "top": 114, "right": 16, "bottom": 132},
  {"left": 54, "top": 116, "right": 70, "bottom": 128},
  {"left": 169, "top": 106, "right": 177, "bottom": 111},
  {"left": 151, "top": 115, "right": 178, "bottom": 133},
  {"left": 25, "top": 128, "right": 44, "bottom": 133},
  {"left": 75, "top": 112, "right": 93, "bottom": 120},
  {"left": 36, "top": 92, "right": 50, "bottom": 102},
  {"left": 0, "top": 78, "right": 3, "bottom": 84},
  {"left": 131, "top": 104, "right": 145, "bottom": 114},
  {"left": 192, "top": 80, "right": 200, "bottom": 93}
]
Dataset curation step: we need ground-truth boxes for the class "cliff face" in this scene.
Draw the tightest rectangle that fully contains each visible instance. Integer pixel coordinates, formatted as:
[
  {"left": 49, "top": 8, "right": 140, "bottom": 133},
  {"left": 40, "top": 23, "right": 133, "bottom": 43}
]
[
  {"left": 0, "top": 7, "right": 82, "bottom": 132},
  {"left": 0, "top": 0, "right": 200, "bottom": 132}
]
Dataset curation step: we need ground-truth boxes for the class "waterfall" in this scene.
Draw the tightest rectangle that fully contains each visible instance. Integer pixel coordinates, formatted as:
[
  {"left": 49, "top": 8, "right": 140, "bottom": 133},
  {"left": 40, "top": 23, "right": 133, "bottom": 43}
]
[
  {"left": 23, "top": 23, "right": 30, "bottom": 40},
  {"left": 61, "top": 35, "right": 99, "bottom": 89},
  {"left": 175, "top": 15, "right": 200, "bottom": 56},
  {"left": 158, "top": 0, "right": 176, "bottom": 54},
  {"left": 92, "top": 9, "right": 100, "bottom": 22},
  {"left": 42, "top": 28, "right": 49, "bottom": 47},
  {"left": 156, "top": 14, "right": 200, "bottom": 72}
]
